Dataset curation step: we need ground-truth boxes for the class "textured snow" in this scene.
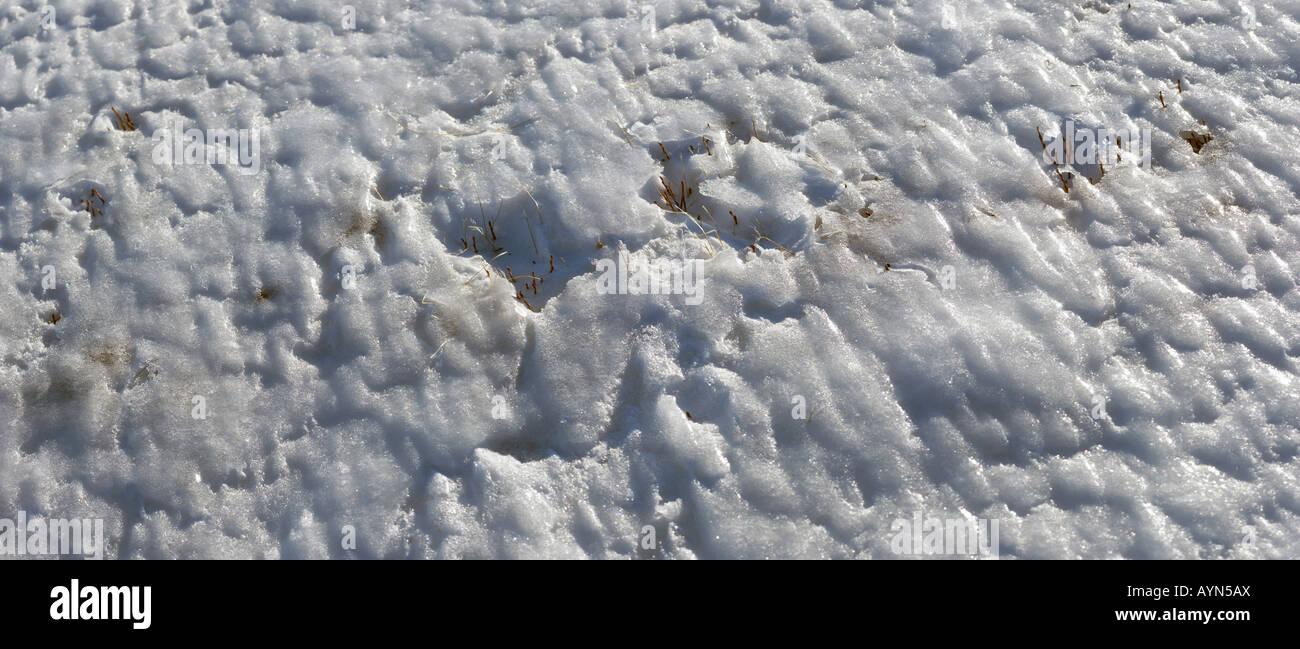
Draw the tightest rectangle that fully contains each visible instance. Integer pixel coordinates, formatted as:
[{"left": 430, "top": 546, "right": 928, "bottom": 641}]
[{"left": 1, "top": 0, "right": 1298, "bottom": 559}]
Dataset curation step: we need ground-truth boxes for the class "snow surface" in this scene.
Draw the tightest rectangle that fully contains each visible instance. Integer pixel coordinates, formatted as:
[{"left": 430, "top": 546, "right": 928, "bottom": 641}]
[{"left": 1, "top": 0, "right": 1298, "bottom": 559}]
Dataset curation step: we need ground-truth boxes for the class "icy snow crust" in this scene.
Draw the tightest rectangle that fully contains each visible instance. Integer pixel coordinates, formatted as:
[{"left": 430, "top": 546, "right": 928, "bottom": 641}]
[{"left": 1, "top": 0, "right": 1298, "bottom": 559}]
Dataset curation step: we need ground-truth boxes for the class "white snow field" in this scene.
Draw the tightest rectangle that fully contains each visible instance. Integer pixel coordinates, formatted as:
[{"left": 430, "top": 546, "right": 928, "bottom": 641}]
[{"left": 1, "top": 0, "right": 1298, "bottom": 559}]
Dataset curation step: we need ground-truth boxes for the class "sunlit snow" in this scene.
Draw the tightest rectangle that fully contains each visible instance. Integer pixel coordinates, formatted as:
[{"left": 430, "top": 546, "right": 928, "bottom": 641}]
[{"left": 1, "top": 0, "right": 1297, "bottom": 559}]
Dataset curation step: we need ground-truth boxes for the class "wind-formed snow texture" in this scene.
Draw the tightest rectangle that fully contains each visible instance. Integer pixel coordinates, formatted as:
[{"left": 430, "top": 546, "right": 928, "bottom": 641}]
[{"left": 1, "top": 0, "right": 1298, "bottom": 559}]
